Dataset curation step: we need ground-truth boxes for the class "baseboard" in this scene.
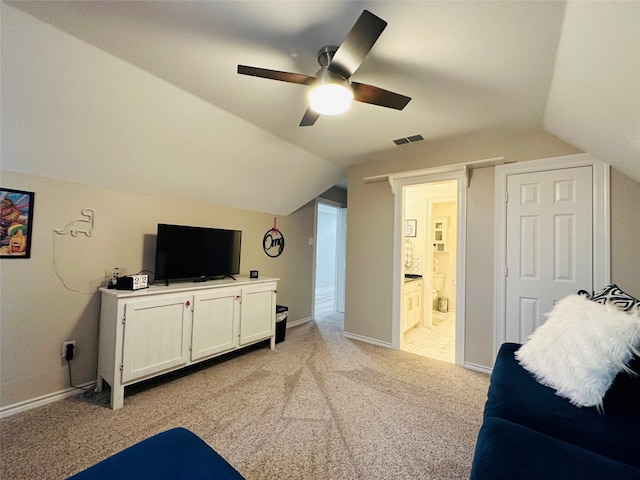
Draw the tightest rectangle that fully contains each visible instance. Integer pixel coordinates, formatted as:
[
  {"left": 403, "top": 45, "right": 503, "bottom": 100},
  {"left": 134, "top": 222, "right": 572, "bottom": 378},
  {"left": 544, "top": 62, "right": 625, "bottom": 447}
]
[
  {"left": 0, "top": 381, "right": 94, "bottom": 419},
  {"left": 2, "top": 319, "right": 314, "bottom": 418},
  {"left": 287, "top": 316, "right": 312, "bottom": 328},
  {"left": 464, "top": 362, "right": 493, "bottom": 375},
  {"left": 343, "top": 331, "right": 393, "bottom": 349}
]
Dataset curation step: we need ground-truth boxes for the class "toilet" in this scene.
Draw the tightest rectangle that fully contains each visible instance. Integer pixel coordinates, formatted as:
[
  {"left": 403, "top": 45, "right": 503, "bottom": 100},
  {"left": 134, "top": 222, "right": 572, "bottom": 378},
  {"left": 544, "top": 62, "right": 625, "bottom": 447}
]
[{"left": 432, "top": 273, "right": 445, "bottom": 309}]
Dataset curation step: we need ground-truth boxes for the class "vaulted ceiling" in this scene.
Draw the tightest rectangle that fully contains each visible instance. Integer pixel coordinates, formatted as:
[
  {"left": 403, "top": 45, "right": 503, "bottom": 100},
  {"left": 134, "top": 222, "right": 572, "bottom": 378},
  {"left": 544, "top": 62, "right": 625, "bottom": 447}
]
[{"left": 2, "top": 1, "right": 638, "bottom": 214}]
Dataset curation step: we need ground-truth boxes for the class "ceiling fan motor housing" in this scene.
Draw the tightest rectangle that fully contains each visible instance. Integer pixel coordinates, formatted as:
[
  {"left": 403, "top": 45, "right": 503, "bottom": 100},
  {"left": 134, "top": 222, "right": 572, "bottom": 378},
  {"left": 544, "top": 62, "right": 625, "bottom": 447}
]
[{"left": 317, "top": 46, "right": 338, "bottom": 67}]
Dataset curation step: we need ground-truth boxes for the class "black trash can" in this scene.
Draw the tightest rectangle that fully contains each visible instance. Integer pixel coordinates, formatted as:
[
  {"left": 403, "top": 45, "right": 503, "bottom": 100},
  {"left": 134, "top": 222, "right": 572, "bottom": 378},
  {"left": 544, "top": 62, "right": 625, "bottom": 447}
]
[{"left": 275, "top": 305, "right": 288, "bottom": 343}]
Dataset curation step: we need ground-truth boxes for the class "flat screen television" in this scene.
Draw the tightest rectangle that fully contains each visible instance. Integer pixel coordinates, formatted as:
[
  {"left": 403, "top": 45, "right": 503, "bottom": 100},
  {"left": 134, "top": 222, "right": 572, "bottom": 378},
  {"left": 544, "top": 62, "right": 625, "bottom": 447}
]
[{"left": 154, "top": 223, "right": 241, "bottom": 285}]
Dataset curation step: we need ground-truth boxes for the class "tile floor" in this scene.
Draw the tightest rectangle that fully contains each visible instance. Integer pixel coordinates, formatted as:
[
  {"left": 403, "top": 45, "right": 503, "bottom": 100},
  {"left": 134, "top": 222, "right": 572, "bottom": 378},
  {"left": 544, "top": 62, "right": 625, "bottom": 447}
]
[{"left": 403, "top": 312, "right": 455, "bottom": 363}]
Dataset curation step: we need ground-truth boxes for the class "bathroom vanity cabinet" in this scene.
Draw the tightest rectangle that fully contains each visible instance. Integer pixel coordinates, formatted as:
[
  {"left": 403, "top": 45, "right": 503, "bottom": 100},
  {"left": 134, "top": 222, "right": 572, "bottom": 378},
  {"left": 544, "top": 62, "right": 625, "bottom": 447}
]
[{"left": 402, "top": 277, "right": 423, "bottom": 333}]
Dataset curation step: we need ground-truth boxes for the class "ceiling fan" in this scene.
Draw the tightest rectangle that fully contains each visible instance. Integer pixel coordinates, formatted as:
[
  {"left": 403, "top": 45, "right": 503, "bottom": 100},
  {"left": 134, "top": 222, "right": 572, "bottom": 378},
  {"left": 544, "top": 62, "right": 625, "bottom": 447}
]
[{"left": 237, "top": 9, "right": 411, "bottom": 126}]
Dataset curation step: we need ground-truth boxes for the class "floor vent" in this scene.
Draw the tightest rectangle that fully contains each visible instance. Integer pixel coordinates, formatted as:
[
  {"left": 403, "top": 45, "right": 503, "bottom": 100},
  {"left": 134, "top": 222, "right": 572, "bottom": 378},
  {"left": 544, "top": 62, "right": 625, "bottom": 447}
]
[{"left": 393, "top": 134, "right": 424, "bottom": 146}]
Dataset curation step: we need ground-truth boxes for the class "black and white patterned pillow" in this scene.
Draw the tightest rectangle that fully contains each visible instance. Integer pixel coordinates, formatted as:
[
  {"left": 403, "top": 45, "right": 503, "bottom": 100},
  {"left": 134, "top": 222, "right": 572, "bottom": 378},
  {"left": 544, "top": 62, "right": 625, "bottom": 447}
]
[{"left": 579, "top": 284, "right": 640, "bottom": 313}]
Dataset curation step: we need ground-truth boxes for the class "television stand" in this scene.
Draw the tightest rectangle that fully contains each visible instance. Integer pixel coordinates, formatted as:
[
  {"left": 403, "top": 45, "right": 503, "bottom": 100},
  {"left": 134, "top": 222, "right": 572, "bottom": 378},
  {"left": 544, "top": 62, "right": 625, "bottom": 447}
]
[
  {"left": 193, "top": 276, "right": 208, "bottom": 283},
  {"left": 96, "top": 276, "right": 279, "bottom": 409}
]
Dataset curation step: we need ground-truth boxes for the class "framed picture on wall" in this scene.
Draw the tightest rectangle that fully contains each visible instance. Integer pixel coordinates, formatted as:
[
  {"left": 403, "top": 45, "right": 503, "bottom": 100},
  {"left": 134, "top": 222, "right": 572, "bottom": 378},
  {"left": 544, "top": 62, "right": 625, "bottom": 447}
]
[
  {"left": 1, "top": 188, "right": 35, "bottom": 258},
  {"left": 404, "top": 219, "right": 417, "bottom": 237}
]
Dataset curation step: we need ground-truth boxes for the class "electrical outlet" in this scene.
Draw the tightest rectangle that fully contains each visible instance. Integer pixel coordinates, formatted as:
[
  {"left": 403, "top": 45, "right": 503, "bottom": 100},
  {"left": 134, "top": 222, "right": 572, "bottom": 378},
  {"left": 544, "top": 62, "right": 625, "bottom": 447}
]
[
  {"left": 104, "top": 268, "right": 127, "bottom": 287},
  {"left": 62, "top": 341, "right": 76, "bottom": 358}
]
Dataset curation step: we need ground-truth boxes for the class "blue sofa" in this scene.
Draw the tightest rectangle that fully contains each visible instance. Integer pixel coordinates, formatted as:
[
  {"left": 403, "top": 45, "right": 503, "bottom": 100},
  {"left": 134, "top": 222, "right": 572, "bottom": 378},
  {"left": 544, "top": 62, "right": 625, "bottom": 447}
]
[
  {"left": 68, "top": 427, "right": 244, "bottom": 479},
  {"left": 470, "top": 343, "right": 640, "bottom": 480}
]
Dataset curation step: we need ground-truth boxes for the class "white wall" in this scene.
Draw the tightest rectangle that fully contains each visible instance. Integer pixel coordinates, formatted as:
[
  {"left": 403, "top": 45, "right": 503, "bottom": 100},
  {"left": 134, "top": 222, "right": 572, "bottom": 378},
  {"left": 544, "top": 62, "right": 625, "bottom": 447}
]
[
  {"left": 544, "top": 0, "right": 640, "bottom": 183},
  {"left": 316, "top": 205, "right": 338, "bottom": 290}
]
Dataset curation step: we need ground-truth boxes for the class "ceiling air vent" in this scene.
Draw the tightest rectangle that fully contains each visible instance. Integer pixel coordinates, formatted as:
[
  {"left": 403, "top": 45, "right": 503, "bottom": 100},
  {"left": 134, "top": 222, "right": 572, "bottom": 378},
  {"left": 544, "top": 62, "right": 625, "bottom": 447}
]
[{"left": 393, "top": 134, "right": 424, "bottom": 146}]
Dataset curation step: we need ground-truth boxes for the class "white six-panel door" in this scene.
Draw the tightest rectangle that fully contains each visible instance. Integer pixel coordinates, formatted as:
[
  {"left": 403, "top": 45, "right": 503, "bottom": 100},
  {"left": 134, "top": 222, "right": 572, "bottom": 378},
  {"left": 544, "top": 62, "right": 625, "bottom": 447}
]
[{"left": 504, "top": 166, "right": 593, "bottom": 342}]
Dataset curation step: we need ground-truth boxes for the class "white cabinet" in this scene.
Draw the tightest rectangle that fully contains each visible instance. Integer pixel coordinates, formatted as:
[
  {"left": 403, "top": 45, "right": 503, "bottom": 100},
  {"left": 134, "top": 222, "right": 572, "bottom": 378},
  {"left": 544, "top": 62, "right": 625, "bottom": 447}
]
[
  {"left": 433, "top": 216, "right": 449, "bottom": 252},
  {"left": 97, "top": 277, "right": 278, "bottom": 409},
  {"left": 402, "top": 279, "right": 423, "bottom": 333}
]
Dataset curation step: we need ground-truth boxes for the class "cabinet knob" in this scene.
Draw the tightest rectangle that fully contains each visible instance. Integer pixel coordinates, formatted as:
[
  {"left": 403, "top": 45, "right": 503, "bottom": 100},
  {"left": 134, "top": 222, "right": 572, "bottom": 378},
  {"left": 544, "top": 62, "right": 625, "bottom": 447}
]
[
  {"left": 235, "top": 295, "right": 241, "bottom": 301},
  {"left": 185, "top": 301, "right": 190, "bottom": 308}
]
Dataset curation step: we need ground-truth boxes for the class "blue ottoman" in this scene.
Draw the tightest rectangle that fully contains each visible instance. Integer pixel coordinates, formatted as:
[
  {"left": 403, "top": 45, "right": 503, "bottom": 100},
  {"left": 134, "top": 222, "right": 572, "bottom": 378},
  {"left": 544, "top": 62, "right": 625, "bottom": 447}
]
[{"left": 68, "top": 427, "right": 244, "bottom": 479}]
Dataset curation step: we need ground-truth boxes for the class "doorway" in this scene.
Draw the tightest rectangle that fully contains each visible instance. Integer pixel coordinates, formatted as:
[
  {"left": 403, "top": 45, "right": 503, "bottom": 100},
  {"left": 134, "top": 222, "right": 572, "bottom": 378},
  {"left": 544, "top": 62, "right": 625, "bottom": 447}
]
[
  {"left": 401, "top": 181, "right": 458, "bottom": 363},
  {"left": 313, "top": 201, "right": 346, "bottom": 319},
  {"left": 391, "top": 169, "right": 467, "bottom": 366}
]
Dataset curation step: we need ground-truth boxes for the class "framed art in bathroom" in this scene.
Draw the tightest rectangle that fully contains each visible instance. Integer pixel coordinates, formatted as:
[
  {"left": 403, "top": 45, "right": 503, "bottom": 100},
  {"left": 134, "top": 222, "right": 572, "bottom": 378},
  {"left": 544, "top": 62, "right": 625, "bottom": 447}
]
[
  {"left": 404, "top": 219, "right": 417, "bottom": 237},
  {"left": 0, "top": 188, "right": 35, "bottom": 258}
]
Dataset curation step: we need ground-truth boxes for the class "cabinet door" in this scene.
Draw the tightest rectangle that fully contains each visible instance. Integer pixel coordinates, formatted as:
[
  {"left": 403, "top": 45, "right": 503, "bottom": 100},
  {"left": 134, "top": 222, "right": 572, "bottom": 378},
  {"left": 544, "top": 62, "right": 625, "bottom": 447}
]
[
  {"left": 414, "top": 281, "right": 423, "bottom": 326},
  {"left": 403, "top": 281, "right": 418, "bottom": 332},
  {"left": 122, "top": 294, "right": 192, "bottom": 382},
  {"left": 403, "top": 293, "right": 414, "bottom": 333},
  {"left": 240, "top": 283, "right": 276, "bottom": 345},
  {"left": 192, "top": 288, "right": 241, "bottom": 361},
  {"left": 433, "top": 216, "right": 448, "bottom": 252}
]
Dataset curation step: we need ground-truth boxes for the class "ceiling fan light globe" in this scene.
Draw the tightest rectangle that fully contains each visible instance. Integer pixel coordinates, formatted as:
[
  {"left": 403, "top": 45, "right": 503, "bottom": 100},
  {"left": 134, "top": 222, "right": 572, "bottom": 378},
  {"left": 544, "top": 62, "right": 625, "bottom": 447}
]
[{"left": 308, "top": 84, "right": 353, "bottom": 115}]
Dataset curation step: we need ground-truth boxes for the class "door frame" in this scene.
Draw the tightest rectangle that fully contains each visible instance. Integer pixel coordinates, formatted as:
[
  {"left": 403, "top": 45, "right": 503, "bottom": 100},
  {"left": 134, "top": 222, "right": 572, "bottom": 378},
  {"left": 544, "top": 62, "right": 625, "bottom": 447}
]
[
  {"left": 392, "top": 170, "right": 467, "bottom": 366},
  {"left": 336, "top": 207, "right": 347, "bottom": 313},
  {"left": 494, "top": 153, "right": 610, "bottom": 357}
]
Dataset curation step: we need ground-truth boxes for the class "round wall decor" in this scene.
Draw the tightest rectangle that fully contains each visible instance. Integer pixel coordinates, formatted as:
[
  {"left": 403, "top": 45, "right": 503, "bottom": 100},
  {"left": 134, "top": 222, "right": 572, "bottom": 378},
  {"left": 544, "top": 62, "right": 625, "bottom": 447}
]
[{"left": 263, "top": 217, "right": 285, "bottom": 258}]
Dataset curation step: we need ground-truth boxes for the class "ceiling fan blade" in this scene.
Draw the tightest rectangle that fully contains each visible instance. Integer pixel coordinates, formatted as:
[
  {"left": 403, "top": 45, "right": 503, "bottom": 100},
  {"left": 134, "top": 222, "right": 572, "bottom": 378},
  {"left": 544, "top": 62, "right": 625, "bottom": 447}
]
[
  {"left": 299, "top": 108, "right": 320, "bottom": 127},
  {"left": 351, "top": 82, "right": 411, "bottom": 110},
  {"left": 237, "top": 65, "right": 315, "bottom": 85},
  {"left": 329, "top": 10, "right": 387, "bottom": 79}
]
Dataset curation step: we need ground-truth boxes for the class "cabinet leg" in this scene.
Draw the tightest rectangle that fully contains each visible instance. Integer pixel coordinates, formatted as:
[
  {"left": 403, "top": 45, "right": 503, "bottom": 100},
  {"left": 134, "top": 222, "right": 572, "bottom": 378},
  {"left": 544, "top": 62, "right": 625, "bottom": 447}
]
[
  {"left": 95, "top": 375, "right": 103, "bottom": 392},
  {"left": 270, "top": 336, "right": 275, "bottom": 350},
  {"left": 111, "top": 386, "right": 124, "bottom": 410}
]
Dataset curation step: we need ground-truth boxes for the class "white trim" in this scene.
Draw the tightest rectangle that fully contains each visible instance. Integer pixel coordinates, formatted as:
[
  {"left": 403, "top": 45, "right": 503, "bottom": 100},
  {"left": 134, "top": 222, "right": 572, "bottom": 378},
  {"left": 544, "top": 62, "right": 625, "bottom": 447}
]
[
  {"left": 391, "top": 169, "right": 468, "bottom": 367},
  {"left": 0, "top": 382, "right": 94, "bottom": 419},
  {"left": 464, "top": 362, "right": 493, "bottom": 375},
  {"left": 287, "top": 316, "right": 313, "bottom": 328},
  {"left": 494, "top": 153, "right": 610, "bottom": 358},
  {"left": 363, "top": 156, "right": 505, "bottom": 188},
  {"left": 343, "top": 331, "right": 394, "bottom": 349},
  {"left": 336, "top": 207, "right": 347, "bottom": 313}
]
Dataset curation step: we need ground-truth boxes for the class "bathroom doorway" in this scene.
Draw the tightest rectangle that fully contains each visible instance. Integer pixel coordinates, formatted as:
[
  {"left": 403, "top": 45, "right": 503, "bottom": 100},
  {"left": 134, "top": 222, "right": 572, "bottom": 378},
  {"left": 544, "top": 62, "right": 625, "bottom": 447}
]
[{"left": 401, "top": 180, "right": 458, "bottom": 364}]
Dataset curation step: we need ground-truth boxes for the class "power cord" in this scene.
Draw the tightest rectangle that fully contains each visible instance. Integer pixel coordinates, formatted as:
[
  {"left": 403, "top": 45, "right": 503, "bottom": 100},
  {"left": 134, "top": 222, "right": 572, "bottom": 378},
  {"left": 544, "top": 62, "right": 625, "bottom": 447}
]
[
  {"left": 51, "top": 232, "right": 94, "bottom": 295},
  {"left": 66, "top": 347, "right": 96, "bottom": 397}
]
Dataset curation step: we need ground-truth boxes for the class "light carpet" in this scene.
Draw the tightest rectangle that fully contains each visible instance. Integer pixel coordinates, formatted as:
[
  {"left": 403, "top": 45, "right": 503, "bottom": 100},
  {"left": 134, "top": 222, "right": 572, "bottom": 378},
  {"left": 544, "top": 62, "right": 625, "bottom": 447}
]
[{"left": 0, "top": 312, "right": 489, "bottom": 479}]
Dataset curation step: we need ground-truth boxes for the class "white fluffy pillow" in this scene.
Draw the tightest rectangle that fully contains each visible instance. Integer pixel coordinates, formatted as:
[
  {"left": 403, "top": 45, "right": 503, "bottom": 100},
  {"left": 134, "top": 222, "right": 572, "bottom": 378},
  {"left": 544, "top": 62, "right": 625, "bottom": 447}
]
[{"left": 515, "top": 294, "right": 640, "bottom": 409}]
